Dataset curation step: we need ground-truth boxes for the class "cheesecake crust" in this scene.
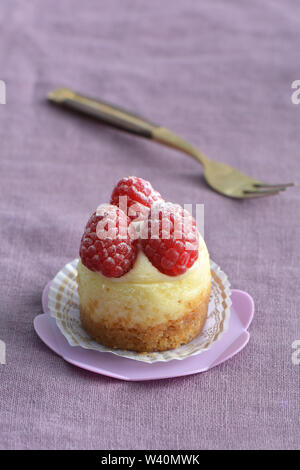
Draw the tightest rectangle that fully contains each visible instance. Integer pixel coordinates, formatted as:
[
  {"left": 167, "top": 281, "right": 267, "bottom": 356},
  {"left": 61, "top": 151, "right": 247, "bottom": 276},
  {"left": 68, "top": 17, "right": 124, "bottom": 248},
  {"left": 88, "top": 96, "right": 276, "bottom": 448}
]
[{"left": 80, "top": 284, "right": 211, "bottom": 352}]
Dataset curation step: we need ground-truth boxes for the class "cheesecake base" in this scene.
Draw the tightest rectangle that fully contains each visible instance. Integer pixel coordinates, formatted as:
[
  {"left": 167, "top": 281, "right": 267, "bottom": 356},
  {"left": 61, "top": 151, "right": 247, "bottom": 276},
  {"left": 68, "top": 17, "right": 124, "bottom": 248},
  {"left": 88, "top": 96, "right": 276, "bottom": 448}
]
[{"left": 80, "top": 285, "right": 211, "bottom": 352}]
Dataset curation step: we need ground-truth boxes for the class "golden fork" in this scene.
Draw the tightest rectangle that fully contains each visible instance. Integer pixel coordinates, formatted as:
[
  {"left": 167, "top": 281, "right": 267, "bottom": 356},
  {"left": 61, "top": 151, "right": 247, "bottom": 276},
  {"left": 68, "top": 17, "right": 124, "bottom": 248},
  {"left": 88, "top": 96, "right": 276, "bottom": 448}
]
[{"left": 48, "top": 88, "right": 294, "bottom": 199}]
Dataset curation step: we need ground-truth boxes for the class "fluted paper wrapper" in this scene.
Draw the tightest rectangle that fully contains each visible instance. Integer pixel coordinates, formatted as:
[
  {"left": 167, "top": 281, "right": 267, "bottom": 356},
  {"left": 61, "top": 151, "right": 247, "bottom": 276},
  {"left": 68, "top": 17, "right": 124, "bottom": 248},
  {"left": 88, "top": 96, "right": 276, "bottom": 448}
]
[{"left": 48, "top": 259, "right": 231, "bottom": 363}]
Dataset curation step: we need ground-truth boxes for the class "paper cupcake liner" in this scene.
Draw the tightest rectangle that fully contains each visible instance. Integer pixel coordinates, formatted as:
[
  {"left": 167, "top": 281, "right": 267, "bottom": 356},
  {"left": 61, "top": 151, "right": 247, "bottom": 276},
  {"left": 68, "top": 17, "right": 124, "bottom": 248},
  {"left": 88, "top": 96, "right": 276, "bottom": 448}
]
[{"left": 48, "top": 258, "right": 232, "bottom": 363}]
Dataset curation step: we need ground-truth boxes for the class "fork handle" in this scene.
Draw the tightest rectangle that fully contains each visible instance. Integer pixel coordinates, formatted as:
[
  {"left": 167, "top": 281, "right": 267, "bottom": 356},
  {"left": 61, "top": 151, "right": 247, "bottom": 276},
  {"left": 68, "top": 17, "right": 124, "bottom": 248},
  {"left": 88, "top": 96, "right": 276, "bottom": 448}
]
[{"left": 48, "top": 88, "right": 209, "bottom": 167}]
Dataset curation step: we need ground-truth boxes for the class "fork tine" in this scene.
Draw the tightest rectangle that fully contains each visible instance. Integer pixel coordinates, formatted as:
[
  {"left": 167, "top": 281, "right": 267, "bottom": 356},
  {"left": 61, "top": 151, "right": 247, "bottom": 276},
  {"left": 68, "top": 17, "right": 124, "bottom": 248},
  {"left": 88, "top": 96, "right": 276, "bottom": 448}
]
[
  {"left": 242, "top": 189, "right": 282, "bottom": 199},
  {"left": 253, "top": 182, "right": 295, "bottom": 190}
]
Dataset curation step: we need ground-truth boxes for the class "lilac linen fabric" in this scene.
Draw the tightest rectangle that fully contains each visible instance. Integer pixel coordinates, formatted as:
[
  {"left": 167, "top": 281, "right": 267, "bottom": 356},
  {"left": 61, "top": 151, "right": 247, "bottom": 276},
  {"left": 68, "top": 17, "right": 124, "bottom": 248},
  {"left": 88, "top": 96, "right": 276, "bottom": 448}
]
[{"left": 0, "top": 0, "right": 300, "bottom": 450}]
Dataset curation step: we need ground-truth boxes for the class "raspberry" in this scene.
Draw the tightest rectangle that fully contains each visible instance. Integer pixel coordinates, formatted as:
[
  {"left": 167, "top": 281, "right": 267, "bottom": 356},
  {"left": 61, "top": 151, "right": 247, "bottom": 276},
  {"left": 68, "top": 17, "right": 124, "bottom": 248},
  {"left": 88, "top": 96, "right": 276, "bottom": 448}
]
[
  {"left": 79, "top": 205, "right": 138, "bottom": 277},
  {"left": 110, "top": 176, "right": 162, "bottom": 221},
  {"left": 141, "top": 202, "right": 199, "bottom": 276}
]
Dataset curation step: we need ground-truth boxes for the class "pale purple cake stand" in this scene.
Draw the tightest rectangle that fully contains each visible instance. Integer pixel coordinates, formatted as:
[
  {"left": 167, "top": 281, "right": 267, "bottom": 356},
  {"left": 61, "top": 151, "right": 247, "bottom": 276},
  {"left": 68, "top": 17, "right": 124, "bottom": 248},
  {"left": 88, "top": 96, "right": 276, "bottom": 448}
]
[{"left": 34, "top": 281, "right": 254, "bottom": 381}]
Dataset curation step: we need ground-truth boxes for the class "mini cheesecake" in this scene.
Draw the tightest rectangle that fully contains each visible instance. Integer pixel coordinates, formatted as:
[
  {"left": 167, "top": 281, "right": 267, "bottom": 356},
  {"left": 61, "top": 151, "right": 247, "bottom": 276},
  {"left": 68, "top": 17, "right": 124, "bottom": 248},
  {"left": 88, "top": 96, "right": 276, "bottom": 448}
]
[{"left": 77, "top": 177, "right": 211, "bottom": 352}]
